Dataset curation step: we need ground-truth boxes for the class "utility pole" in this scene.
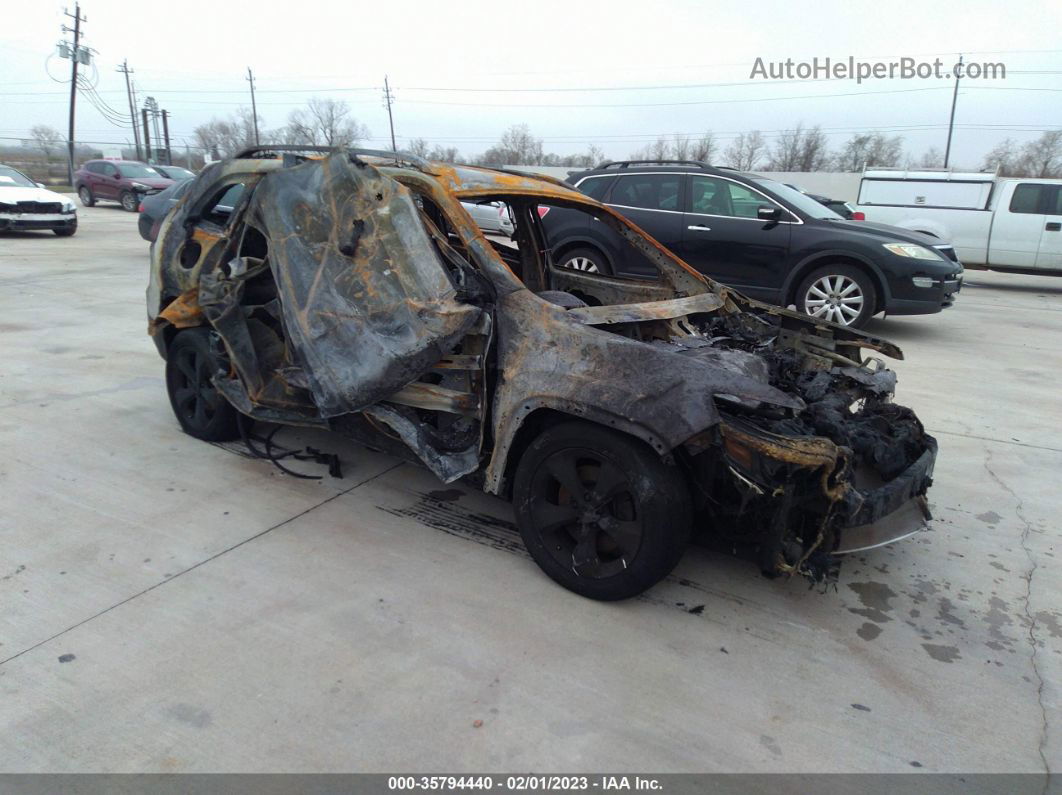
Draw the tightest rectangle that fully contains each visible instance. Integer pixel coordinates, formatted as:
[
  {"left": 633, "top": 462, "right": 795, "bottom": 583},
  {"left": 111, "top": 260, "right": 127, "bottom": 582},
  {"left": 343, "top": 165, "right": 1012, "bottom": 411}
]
[
  {"left": 162, "top": 110, "right": 172, "bottom": 165},
  {"left": 61, "top": 3, "right": 86, "bottom": 185},
  {"left": 943, "top": 54, "right": 963, "bottom": 169},
  {"left": 383, "top": 75, "right": 397, "bottom": 152},
  {"left": 142, "top": 108, "right": 152, "bottom": 162},
  {"left": 117, "top": 60, "right": 141, "bottom": 159},
  {"left": 148, "top": 98, "right": 162, "bottom": 153},
  {"left": 246, "top": 68, "right": 260, "bottom": 146}
]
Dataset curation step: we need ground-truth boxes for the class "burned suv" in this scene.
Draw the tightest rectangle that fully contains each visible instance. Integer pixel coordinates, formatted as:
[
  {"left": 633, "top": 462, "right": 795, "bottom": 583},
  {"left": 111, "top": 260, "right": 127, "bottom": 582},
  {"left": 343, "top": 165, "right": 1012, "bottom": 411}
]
[{"left": 147, "top": 147, "right": 936, "bottom": 601}]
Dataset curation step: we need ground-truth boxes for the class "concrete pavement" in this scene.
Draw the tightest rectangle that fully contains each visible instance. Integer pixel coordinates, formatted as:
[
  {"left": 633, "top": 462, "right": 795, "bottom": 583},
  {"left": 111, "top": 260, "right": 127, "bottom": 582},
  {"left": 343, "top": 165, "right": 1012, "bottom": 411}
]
[{"left": 0, "top": 205, "right": 1058, "bottom": 773}]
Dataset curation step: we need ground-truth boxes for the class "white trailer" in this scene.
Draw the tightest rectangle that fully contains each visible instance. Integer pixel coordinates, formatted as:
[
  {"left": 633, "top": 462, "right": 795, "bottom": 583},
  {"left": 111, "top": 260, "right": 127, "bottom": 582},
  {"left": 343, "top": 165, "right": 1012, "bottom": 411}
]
[{"left": 856, "top": 168, "right": 1062, "bottom": 273}]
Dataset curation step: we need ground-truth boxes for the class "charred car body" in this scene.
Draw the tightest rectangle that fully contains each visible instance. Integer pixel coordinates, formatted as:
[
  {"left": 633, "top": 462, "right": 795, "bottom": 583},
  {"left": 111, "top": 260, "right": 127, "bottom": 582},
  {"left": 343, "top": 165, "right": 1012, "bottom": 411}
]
[{"left": 147, "top": 147, "right": 936, "bottom": 600}]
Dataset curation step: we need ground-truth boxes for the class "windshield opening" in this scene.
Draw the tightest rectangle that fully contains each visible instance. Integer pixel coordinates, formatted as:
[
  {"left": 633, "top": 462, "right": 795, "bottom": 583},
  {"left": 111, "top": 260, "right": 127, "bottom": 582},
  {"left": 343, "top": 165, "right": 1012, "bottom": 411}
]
[{"left": 751, "top": 178, "right": 843, "bottom": 220}]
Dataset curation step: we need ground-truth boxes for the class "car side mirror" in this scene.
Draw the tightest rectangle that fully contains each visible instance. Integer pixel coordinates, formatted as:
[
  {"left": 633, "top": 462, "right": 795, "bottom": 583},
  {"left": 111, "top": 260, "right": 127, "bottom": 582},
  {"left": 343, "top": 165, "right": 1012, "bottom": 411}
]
[{"left": 757, "top": 205, "right": 782, "bottom": 221}]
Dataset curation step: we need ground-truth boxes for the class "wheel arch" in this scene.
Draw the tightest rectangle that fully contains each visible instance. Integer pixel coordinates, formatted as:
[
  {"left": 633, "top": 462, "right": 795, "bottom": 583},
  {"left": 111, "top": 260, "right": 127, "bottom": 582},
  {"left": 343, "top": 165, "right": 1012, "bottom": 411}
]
[
  {"left": 487, "top": 402, "right": 671, "bottom": 498},
  {"left": 783, "top": 251, "right": 890, "bottom": 313}
]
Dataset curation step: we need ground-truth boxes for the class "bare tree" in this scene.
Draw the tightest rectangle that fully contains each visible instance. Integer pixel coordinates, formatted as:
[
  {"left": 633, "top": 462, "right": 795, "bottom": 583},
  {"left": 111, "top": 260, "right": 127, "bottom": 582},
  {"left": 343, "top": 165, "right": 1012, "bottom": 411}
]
[
  {"left": 1018, "top": 130, "right": 1062, "bottom": 177},
  {"left": 724, "top": 131, "right": 766, "bottom": 170},
  {"left": 767, "top": 123, "right": 829, "bottom": 171},
  {"left": 671, "top": 134, "right": 691, "bottom": 160},
  {"left": 28, "top": 125, "right": 63, "bottom": 161},
  {"left": 915, "top": 147, "right": 944, "bottom": 168},
  {"left": 479, "top": 124, "right": 544, "bottom": 166},
  {"left": 407, "top": 137, "right": 430, "bottom": 157},
  {"left": 834, "top": 132, "right": 904, "bottom": 171},
  {"left": 690, "top": 132, "right": 716, "bottom": 162},
  {"left": 982, "top": 138, "right": 1021, "bottom": 176},
  {"left": 235, "top": 106, "right": 264, "bottom": 148},
  {"left": 428, "top": 145, "right": 461, "bottom": 163},
  {"left": 193, "top": 119, "right": 242, "bottom": 160},
  {"left": 582, "top": 144, "right": 605, "bottom": 167},
  {"left": 981, "top": 132, "right": 1062, "bottom": 178},
  {"left": 284, "top": 98, "right": 369, "bottom": 148},
  {"left": 190, "top": 107, "right": 265, "bottom": 159}
]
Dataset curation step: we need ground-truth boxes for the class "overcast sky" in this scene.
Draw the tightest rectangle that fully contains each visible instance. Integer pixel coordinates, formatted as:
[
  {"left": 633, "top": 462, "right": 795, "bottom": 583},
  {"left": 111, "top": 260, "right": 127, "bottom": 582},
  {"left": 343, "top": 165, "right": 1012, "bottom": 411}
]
[{"left": 2, "top": 0, "right": 1060, "bottom": 167}]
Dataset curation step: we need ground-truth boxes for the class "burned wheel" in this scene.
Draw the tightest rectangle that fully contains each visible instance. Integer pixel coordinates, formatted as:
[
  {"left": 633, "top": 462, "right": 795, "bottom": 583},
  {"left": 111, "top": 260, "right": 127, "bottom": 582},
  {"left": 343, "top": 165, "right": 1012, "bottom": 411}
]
[
  {"left": 513, "top": 421, "right": 691, "bottom": 600},
  {"left": 165, "top": 328, "right": 240, "bottom": 441}
]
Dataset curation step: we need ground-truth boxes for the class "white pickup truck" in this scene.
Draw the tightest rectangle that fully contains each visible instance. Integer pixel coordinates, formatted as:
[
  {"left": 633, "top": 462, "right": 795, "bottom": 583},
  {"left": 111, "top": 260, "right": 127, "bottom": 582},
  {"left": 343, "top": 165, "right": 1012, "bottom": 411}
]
[{"left": 856, "top": 168, "right": 1062, "bottom": 273}]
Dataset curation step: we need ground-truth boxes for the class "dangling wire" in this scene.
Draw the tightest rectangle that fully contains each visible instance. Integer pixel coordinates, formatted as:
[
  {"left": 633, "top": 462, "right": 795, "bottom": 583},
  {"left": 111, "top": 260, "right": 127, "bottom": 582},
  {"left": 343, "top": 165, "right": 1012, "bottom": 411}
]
[{"left": 237, "top": 413, "right": 342, "bottom": 480}]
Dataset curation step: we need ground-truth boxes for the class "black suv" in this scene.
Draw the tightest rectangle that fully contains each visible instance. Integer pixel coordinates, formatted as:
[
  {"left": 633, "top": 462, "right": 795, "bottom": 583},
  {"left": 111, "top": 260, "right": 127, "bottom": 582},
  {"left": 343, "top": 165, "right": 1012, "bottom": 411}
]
[{"left": 543, "top": 160, "right": 962, "bottom": 328}]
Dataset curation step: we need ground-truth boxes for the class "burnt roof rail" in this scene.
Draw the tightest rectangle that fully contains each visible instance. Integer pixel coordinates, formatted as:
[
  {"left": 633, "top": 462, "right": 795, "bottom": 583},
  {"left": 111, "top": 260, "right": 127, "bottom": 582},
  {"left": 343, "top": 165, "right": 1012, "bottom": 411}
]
[{"left": 232, "top": 145, "right": 432, "bottom": 171}]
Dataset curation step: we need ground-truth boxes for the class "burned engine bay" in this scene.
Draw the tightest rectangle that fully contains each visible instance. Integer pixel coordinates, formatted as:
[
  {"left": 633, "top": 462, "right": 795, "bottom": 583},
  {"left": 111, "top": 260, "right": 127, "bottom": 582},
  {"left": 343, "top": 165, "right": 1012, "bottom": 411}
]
[{"left": 572, "top": 300, "right": 936, "bottom": 584}]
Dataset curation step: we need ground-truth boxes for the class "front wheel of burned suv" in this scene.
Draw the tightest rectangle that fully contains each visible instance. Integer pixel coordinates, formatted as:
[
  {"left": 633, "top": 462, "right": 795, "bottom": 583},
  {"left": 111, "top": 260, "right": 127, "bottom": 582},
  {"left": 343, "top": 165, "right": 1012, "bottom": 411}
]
[
  {"left": 796, "top": 264, "right": 876, "bottom": 329},
  {"left": 512, "top": 421, "right": 691, "bottom": 601},
  {"left": 165, "top": 328, "right": 240, "bottom": 442}
]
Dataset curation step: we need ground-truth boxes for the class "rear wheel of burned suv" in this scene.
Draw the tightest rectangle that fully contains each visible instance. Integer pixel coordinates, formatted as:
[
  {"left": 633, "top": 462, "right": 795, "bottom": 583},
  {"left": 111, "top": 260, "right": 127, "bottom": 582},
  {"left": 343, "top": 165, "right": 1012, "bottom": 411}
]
[
  {"left": 559, "top": 246, "right": 612, "bottom": 275},
  {"left": 512, "top": 421, "right": 691, "bottom": 601},
  {"left": 165, "top": 328, "right": 240, "bottom": 442},
  {"left": 796, "top": 264, "right": 876, "bottom": 329}
]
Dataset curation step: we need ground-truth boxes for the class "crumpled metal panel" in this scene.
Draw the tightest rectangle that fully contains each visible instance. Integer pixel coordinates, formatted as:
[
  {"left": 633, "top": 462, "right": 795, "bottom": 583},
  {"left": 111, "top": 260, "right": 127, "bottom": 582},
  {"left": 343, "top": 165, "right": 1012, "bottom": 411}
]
[
  {"left": 482, "top": 289, "right": 805, "bottom": 492},
  {"left": 246, "top": 153, "right": 481, "bottom": 417}
]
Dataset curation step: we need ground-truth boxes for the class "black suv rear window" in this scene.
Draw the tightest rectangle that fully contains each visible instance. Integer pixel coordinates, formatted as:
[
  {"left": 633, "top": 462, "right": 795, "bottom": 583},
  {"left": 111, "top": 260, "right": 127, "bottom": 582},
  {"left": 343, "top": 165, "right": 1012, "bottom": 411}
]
[
  {"left": 610, "top": 174, "right": 681, "bottom": 211},
  {"left": 577, "top": 175, "right": 614, "bottom": 201}
]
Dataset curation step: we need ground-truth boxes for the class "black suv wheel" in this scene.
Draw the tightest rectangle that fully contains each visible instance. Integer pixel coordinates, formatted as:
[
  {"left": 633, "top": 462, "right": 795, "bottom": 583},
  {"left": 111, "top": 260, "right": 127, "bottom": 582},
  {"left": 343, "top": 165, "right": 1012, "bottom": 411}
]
[
  {"left": 512, "top": 421, "right": 691, "bottom": 600},
  {"left": 558, "top": 246, "right": 612, "bottom": 275},
  {"left": 796, "top": 264, "right": 876, "bottom": 328}
]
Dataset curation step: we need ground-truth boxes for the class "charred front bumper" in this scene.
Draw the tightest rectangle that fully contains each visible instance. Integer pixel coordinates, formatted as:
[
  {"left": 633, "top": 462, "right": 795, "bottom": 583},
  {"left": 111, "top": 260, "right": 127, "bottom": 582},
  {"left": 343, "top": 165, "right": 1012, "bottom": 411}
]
[
  {"left": 834, "top": 437, "right": 935, "bottom": 553},
  {"left": 685, "top": 410, "right": 937, "bottom": 580}
]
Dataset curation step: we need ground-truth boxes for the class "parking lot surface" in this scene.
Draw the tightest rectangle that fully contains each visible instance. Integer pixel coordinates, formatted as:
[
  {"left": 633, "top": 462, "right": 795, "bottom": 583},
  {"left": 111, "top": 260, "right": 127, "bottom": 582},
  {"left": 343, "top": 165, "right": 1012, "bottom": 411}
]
[{"left": 1, "top": 205, "right": 1059, "bottom": 773}]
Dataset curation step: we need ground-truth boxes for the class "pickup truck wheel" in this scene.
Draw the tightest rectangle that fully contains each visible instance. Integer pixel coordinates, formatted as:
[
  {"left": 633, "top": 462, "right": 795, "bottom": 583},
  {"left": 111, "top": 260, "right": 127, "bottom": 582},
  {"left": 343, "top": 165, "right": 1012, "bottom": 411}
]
[
  {"left": 165, "top": 329, "right": 240, "bottom": 442},
  {"left": 120, "top": 191, "right": 139, "bottom": 212},
  {"left": 512, "top": 421, "right": 691, "bottom": 601},
  {"left": 797, "top": 265, "right": 875, "bottom": 328},
  {"left": 559, "top": 246, "right": 612, "bottom": 275},
  {"left": 78, "top": 186, "right": 95, "bottom": 207}
]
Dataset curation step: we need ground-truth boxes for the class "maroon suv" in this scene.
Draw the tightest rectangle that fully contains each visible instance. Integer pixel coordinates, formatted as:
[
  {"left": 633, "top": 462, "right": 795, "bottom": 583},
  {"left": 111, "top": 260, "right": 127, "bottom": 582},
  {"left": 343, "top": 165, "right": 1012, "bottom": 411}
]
[{"left": 74, "top": 160, "right": 173, "bottom": 212}]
